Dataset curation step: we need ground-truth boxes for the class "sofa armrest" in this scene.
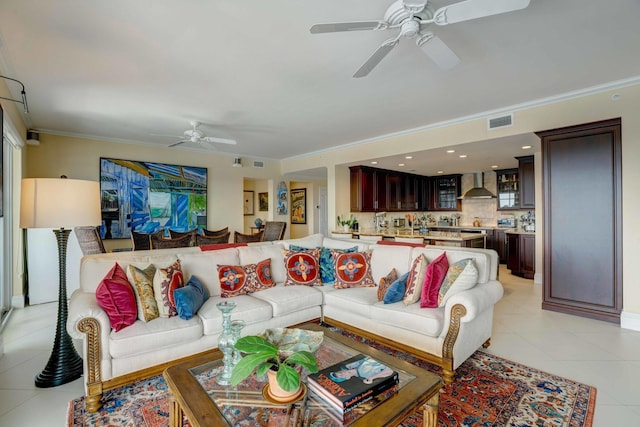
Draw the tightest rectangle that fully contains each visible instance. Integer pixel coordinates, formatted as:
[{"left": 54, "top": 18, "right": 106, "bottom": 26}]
[
  {"left": 444, "top": 280, "right": 504, "bottom": 323},
  {"left": 67, "top": 290, "right": 111, "bottom": 339}
]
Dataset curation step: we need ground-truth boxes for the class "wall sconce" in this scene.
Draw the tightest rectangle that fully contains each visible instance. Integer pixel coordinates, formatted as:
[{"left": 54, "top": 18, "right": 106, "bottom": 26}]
[
  {"left": 26, "top": 130, "right": 40, "bottom": 145},
  {"left": 232, "top": 157, "right": 242, "bottom": 168},
  {"left": 0, "top": 75, "right": 29, "bottom": 113}
]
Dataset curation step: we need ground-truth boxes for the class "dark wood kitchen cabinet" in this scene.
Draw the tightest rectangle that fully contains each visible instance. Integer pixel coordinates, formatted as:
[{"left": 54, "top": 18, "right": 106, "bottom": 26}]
[
  {"left": 506, "top": 232, "right": 535, "bottom": 279},
  {"left": 429, "top": 174, "right": 462, "bottom": 211},
  {"left": 489, "top": 229, "right": 509, "bottom": 264},
  {"left": 349, "top": 166, "right": 388, "bottom": 212},
  {"left": 350, "top": 166, "right": 430, "bottom": 212},
  {"left": 517, "top": 155, "right": 535, "bottom": 209},
  {"left": 537, "top": 118, "right": 622, "bottom": 323},
  {"left": 495, "top": 168, "right": 519, "bottom": 210}
]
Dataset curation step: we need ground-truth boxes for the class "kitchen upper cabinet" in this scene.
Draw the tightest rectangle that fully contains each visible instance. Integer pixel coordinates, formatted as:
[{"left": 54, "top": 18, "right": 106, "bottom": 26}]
[
  {"left": 350, "top": 166, "right": 377, "bottom": 212},
  {"left": 517, "top": 155, "right": 535, "bottom": 209},
  {"left": 429, "top": 174, "right": 462, "bottom": 211},
  {"left": 387, "top": 172, "right": 402, "bottom": 211},
  {"left": 417, "top": 176, "right": 431, "bottom": 211},
  {"left": 401, "top": 174, "right": 419, "bottom": 210},
  {"left": 495, "top": 168, "right": 519, "bottom": 210},
  {"left": 537, "top": 118, "right": 622, "bottom": 323}
]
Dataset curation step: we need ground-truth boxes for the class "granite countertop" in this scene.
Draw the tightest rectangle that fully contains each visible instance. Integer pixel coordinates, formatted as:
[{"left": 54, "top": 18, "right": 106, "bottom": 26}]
[
  {"left": 334, "top": 228, "right": 488, "bottom": 241},
  {"left": 504, "top": 229, "right": 536, "bottom": 235}
]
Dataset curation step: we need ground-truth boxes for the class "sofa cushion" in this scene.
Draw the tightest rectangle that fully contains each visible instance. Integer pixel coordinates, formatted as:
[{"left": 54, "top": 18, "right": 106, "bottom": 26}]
[
  {"left": 198, "top": 295, "right": 273, "bottom": 336},
  {"left": 95, "top": 263, "right": 137, "bottom": 332},
  {"left": 178, "top": 249, "right": 240, "bottom": 297},
  {"left": 239, "top": 244, "right": 287, "bottom": 284},
  {"left": 127, "top": 264, "right": 160, "bottom": 323},
  {"left": 438, "top": 258, "right": 479, "bottom": 307},
  {"left": 153, "top": 259, "right": 183, "bottom": 317},
  {"left": 369, "top": 244, "right": 413, "bottom": 284},
  {"left": 279, "top": 234, "right": 324, "bottom": 250},
  {"left": 174, "top": 276, "right": 209, "bottom": 320},
  {"left": 323, "top": 287, "right": 379, "bottom": 318},
  {"left": 420, "top": 252, "right": 449, "bottom": 308},
  {"left": 370, "top": 301, "right": 445, "bottom": 338},
  {"left": 333, "top": 250, "right": 375, "bottom": 289},
  {"left": 404, "top": 253, "right": 428, "bottom": 305},
  {"left": 250, "top": 285, "right": 324, "bottom": 317},
  {"left": 109, "top": 315, "right": 203, "bottom": 358},
  {"left": 283, "top": 248, "right": 322, "bottom": 286},
  {"left": 377, "top": 268, "right": 398, "bottom": 302},
  {"left": 383, "top": 272, "right": 409, "bottom": 304},
  {"left": 290, "top": 245, "right": 359, "bottom": 284}
]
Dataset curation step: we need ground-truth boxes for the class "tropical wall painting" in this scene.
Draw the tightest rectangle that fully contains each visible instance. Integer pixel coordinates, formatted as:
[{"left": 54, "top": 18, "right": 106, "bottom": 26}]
[{"left": 100, "top": 158, "right": 207, "bottom": 239}]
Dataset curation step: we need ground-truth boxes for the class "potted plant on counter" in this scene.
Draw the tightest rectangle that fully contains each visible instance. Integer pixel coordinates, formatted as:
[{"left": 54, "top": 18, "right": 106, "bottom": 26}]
[
  {"left": 337, "top": 214, "right": 356, "bottom": 232},
  {"left": 230, "top": 328, "right": 322, "bottom": 402}
]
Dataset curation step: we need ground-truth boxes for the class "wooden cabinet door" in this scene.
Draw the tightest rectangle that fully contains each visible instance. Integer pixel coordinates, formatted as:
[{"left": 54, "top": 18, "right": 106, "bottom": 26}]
[
  {"left": 375, "top": 170, "right": 388, "bottom": 211},
  {"left": 506, "top": 233, "right": 520, "bottom": 272},
  {"left": 349, "top": 166, "right": 376, "bottom": 212},
  {"left": 387, "top": 172, "right": 402, "bottom": 211},
  {"left": 517, "top": 156, "right": 535, "bottom": 208},
  {"left": 537, "top": 118, "right": 622, "bottom": 323},
  {"left": 520, "top": 234, "right": 535, "bottom": 279}
]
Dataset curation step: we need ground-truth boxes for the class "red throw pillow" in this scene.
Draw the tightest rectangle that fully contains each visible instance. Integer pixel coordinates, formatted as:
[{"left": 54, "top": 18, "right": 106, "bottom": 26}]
[
  {"left": 420, "top": 252, "right": 449, "bottom": 308},
  {"left": 96, "top": 263, "right": 137, "bottom": 332},
  {"left": 333, "top": 250, "right": 375, "bottom": 289},
  {"left": 217, "top": 258, "right": 275, "bottom": 297},
  {"left": 283, "top": 249, "right": 322, "bottom": 286}
]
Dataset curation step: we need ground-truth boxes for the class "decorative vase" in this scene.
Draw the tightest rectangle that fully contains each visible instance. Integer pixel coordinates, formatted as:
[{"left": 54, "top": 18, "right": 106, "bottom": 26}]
[
  {"left": 343, "top": 224, "right": 350, "bottom": 232},
  {"left": 215, "top": 300, "right": 237, "bottom": 385},
  {"left": 230, "top": 319, "right": 247, "bottom": 367},
  {"left": 265, "top": 368, "right": 304, "bottom": 403}
]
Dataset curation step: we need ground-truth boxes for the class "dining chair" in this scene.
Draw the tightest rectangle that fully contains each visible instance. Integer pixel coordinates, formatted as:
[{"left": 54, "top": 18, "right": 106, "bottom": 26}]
[
  {"left": 74, "top": 226, "right": 107, "bottom": 255},
  {"left": 196, "top": 232, "right": 230, "bottom": 245},
  {"left": 261, "top": 221, "right": 286, "bottom": 241},
  {"left": 234, "top": 230, "right": 264, "bottom": 243},
  {"left": 149, "top": 233, "right": 193, "bottom": 249}
]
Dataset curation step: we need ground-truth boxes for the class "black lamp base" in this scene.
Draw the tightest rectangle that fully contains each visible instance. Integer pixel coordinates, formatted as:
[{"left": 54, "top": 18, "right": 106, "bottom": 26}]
[{"left": 35, "top": 228, "right": 84, "bottom": 388}]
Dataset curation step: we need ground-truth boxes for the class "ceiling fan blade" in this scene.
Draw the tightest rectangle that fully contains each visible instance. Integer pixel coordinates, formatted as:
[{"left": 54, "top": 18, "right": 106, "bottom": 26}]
[
  {"left": 353, "top": 38, "right": 399, "bottom": 78},
  {"left": 168, "top": 140, "right": 188, "bottom": 147},
  {"left": 202, "top": 136, "right": 237, "bottom": 145},
  {"left": 310, "top": 21, "right": 388, "bottom": 34},
  {"left": 416, "top": 33, "right": 461, "bottom": 70},
  {"left": 433, "top": 0, "right": 530, "bottom": 25}
]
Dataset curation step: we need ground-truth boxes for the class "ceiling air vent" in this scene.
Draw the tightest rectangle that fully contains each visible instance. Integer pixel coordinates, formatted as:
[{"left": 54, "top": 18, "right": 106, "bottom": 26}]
[
  {"left": 488, "top": 114, "right": 513, "bottom": 130},
  {"left": 253, "top": 160, "right": 264, "bottom": 168}
]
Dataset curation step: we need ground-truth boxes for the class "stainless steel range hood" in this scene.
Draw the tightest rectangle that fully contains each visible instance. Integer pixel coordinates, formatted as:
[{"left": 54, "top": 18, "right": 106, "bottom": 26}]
[{"left": 459, "top": 172, "right": 497, "bottom": 199}]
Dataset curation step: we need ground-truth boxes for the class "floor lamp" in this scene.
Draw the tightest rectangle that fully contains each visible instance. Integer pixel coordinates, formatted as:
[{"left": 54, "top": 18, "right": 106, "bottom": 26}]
[{"left": 20, "top": 177, "right": 101, "bottom": 388}]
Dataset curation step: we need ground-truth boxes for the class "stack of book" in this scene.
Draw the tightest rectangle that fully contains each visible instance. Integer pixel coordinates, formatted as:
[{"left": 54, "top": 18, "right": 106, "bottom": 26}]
[{"left": 306, "top": 354, "right": 399, "bottom": 421}]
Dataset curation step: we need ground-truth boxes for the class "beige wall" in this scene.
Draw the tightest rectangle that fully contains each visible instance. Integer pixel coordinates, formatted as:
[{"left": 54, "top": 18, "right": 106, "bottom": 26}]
[
  {"left": 282, "top": 83, "right": 640, "bottom": 323},
  {"left": 24, "top": 133, "right": 286, "bottom": 247}
]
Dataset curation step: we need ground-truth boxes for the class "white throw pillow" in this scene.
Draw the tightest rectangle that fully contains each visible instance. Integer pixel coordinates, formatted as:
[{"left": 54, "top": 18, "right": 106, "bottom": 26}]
[{"left": 438, "top": 258, "right": 478, "bottom": 307}]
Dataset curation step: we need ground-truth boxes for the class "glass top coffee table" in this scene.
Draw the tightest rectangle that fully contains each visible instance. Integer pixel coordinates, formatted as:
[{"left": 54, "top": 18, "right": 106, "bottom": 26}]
[{"left": 163, "top": 323, "right": 442, "bottom": 427}]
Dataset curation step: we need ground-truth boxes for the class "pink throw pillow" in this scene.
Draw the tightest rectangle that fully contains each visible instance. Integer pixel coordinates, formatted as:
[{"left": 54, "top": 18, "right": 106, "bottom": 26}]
[
  {"left": 420, "top": 252, "right": 449, "bottom": 308},
  {"left": 96, "top": 263, "right": 137, "bottom": 331}
]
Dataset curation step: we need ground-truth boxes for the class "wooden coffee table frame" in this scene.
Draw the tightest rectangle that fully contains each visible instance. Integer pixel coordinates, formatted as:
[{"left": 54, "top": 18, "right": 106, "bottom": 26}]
[{"left": 164, "top": 323, "right": 442, "bottom": 427}]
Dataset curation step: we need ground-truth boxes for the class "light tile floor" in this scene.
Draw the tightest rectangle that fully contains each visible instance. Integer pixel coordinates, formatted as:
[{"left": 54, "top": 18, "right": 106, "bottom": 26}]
[{"left": 1, "top": 266, "right": 639, "bottom": 426}]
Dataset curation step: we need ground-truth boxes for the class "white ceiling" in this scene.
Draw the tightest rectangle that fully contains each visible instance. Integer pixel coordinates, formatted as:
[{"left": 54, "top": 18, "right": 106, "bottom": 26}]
[{"left": 1, "top": 0, "right": 638, "bottom": 176}]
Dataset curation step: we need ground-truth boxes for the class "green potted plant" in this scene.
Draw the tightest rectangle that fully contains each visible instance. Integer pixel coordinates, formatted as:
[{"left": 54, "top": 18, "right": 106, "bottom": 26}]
[
  {"left": 337, "top": 214, "right": 356, "bottom": 232},
  {"left": 230, "top": 328, "right": 322, "bottom": 402}
]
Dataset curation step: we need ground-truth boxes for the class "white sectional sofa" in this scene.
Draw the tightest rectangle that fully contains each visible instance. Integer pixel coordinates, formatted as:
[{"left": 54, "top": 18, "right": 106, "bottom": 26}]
[{"left": 68, "top": 233, "right": 503, "bottom": 412}]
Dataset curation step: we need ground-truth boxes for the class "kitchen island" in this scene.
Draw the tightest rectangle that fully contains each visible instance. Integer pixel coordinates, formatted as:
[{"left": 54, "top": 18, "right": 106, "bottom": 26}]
[{"left": 332, "top": 228, "right": 487, "bottom": 248}]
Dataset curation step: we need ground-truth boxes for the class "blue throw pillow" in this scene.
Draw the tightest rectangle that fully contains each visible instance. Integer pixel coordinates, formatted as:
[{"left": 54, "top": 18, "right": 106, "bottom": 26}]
[
  {"left": 290, "top": 244, "right": 358, "bottom": 284},
  {"left": 173, "top": 276, "right": 209, "bottom": 320},
  {"left": 383, "top": 272, "right": 410, "bottom": 304}
]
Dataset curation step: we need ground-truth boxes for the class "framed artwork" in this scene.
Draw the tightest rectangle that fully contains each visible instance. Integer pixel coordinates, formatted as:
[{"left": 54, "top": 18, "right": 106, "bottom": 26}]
[
  {"left": 258, "top": 192, "right": 268, "bottom": 211},
  {"left": 243, "top": 190, "right": 254, "bottom": 215},
  {"left": 99, "top": 158, "right": 207, "bottom": 239},
  {"left": 290, "top": 188, "right": 307, "bottom": 224},
  {"left": 277, "top": 181, "right": 288, "bottom": 215}
]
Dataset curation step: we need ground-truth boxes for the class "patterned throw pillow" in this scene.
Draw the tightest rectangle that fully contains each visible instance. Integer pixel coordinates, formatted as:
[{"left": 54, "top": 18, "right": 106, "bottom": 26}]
[
  {"left": 173, "top": 275, "right": 210, "bottom": 320},
  {"left": 383, "top": 272, "right": 410, "bottom": 304},
  {"left": 127, "top": 264, "right": 160, "bottom": 323},
  {"left": 283, "top": 249, "right": 322, "bottom": 286},
  {"left": 153, "top": 259, "right": 184, "bottom": 317},
  {"left": 403, "top": 253, "right": 429, "bottom": 305},
  {"left": 420, "top": 252, "right": 450, "bottom": 308},
  {"left": 289, "top": 245, "right": 358, "bottom": 284},
  {"left": 377, "top": 268, "right": 398, "bottom": 301},
  {"left": 95, "top": 263, "right": 137, "bottom": 332},
  {"left": 332, "top": 250, "right": 375, "bottom": 289},
  {"left": 438, "top": 258, "right": 479, "bottom": 307},
  {"left": 217, "top": 258, "right": 275, "bottom": 297}
]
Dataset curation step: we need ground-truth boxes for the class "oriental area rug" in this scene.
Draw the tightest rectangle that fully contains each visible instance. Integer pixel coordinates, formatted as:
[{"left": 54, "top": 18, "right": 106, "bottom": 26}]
[{"left": 67, "top": 329, "right": 596, "bottom": 427}]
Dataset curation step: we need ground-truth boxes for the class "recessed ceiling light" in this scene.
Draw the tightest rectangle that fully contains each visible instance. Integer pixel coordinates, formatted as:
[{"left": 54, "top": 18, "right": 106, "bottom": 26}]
[
  {"left": 398, "top": 163, "right": 405, "bottom": 167},
  {"left": 446, "top": 150, "right": 455, "bottom": 154},
  {"left": 371, "top": 161, "right": 378, "bottom": 164},
  {"left": 459, "top": 154, "right": 467, "bottom": 158},
  {"left": 491, "top": 165, "right": 499, "bottom": 169},
  {"left": 522, "top": 145, "right": 532, "bottom": 149},
  {"left": 437, "top": 170, "right": 444, "bottom": 174},
  {"left": 405, "top": 156, "right": 413, "bottom": 159}
]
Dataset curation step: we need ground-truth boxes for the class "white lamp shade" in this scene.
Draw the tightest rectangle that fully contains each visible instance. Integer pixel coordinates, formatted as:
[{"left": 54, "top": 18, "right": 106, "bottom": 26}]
[{"left": 20, "top": 178, "right": 102, "bottom": 229}]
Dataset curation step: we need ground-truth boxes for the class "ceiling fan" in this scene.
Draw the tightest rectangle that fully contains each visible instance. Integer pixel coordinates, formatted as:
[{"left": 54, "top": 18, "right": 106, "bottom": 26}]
[
  {"left": 166, "top": 120, "right": 237, "bottom": 148},
  {"left": 310, "top": 0, "right": 531, "bottom": 77}
]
